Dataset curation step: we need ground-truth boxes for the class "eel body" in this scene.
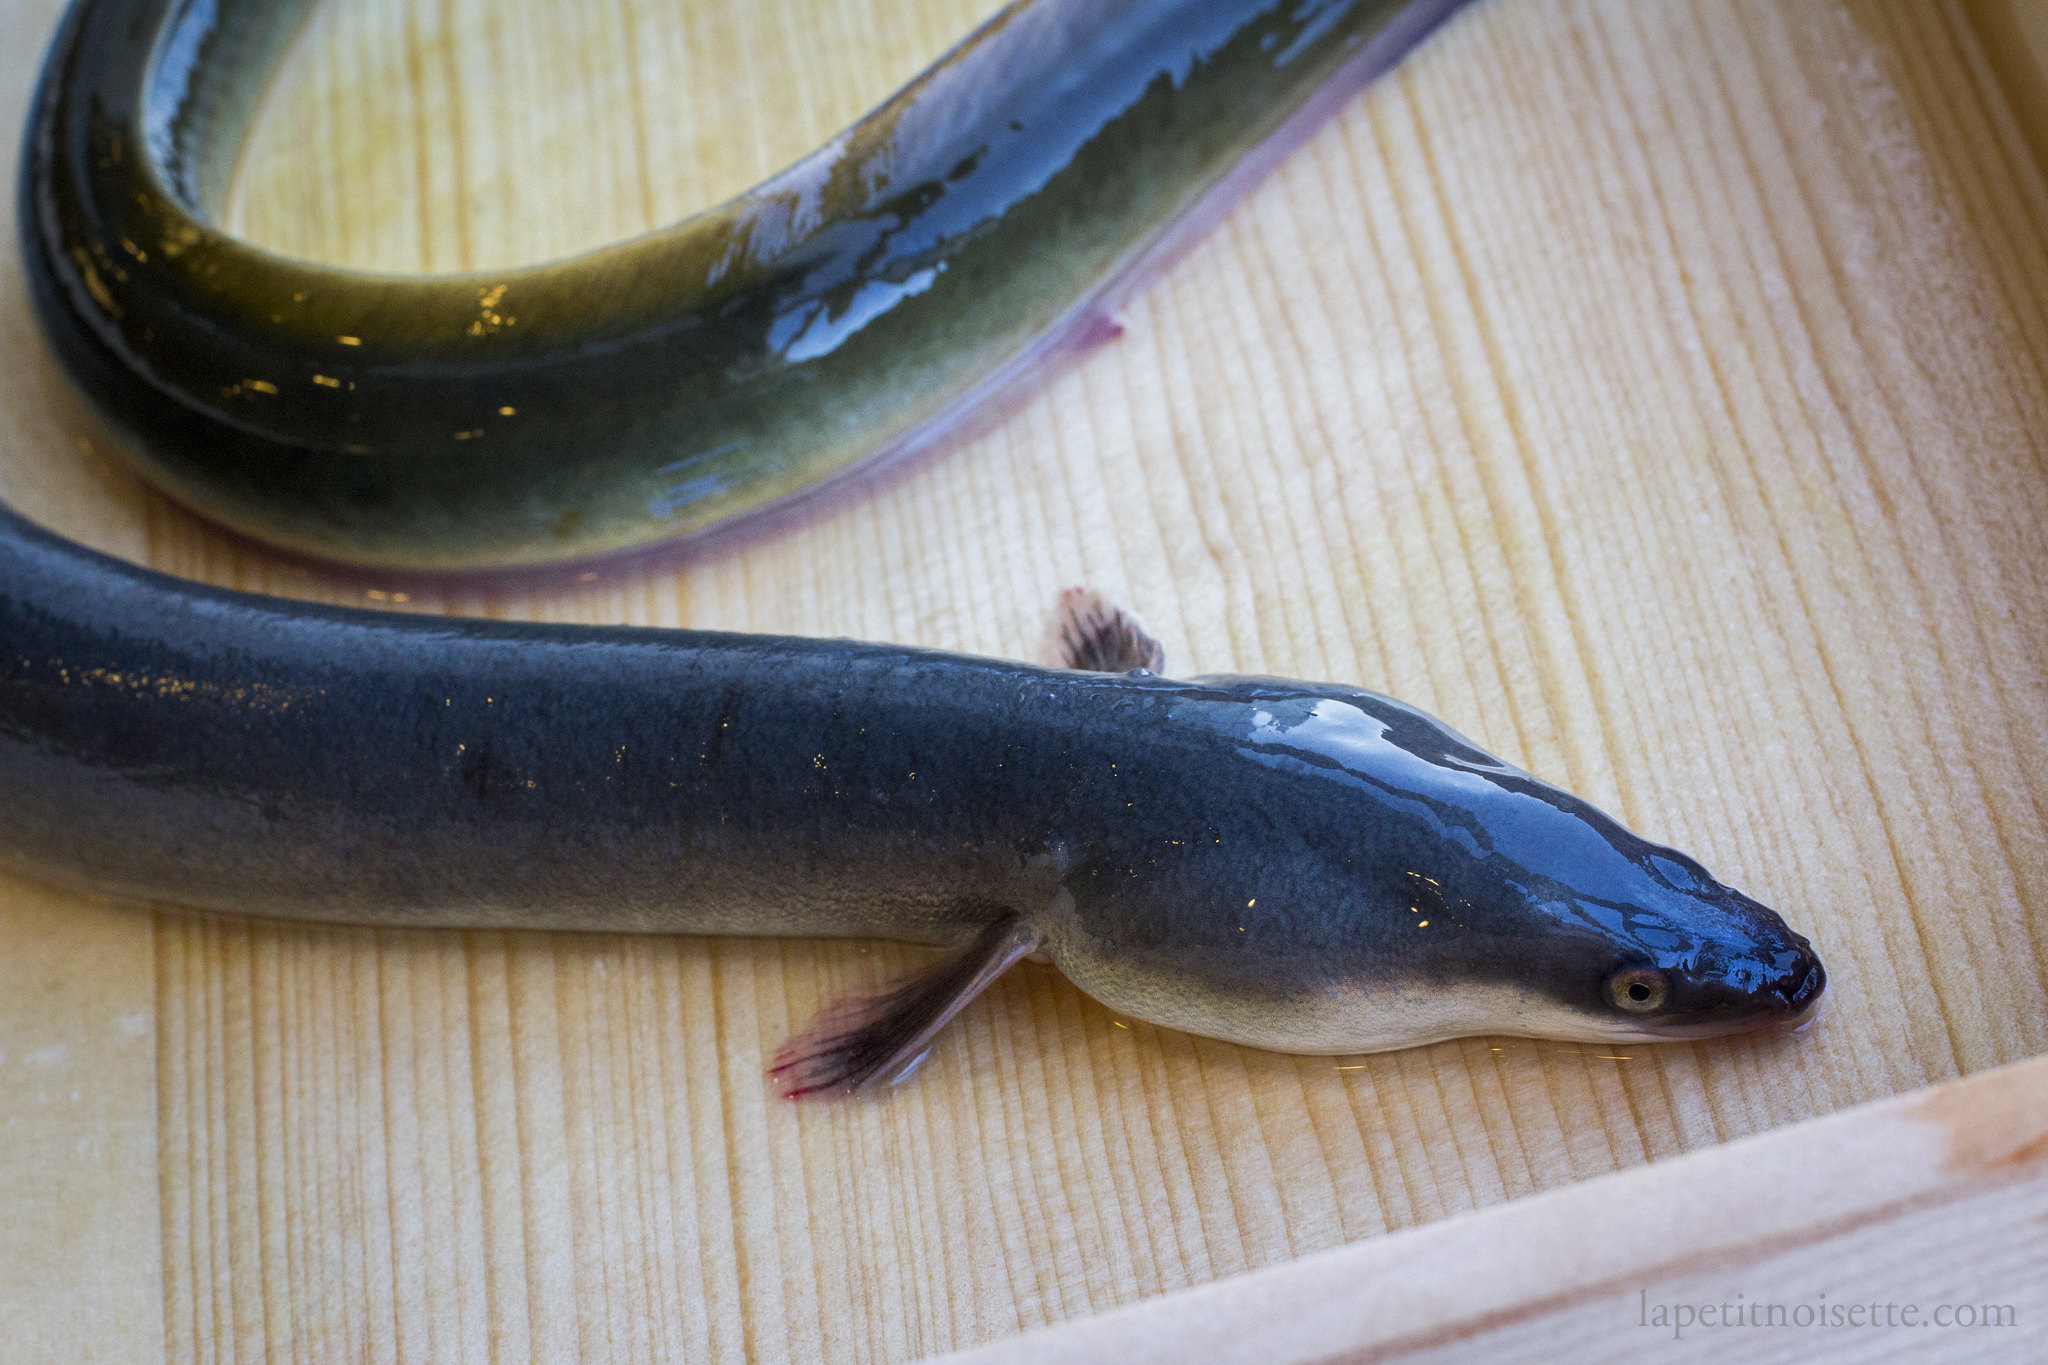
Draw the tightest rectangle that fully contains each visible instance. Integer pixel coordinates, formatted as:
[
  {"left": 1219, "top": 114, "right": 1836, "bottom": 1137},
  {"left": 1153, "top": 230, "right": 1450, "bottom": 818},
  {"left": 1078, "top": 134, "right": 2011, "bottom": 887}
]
[
  {"left": 6, "top": 0, "right": 1827, "bottom": 1095},
  {"left": 0, "top": 508, "right": 1825, "bottom": 1094},
  {"left": 23, "top": 0, "right": 1469, "bottom": 569}
]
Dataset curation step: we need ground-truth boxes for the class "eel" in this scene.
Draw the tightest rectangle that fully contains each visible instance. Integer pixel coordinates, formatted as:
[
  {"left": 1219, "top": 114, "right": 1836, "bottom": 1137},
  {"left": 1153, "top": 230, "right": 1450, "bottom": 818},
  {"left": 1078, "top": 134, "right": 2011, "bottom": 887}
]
[
  {"left": 22, "top": 0, "right": 1474, "bottom": 570},
  {"left": 6, "top": 0, "right": 1826, "bottom": 1096},
  {"left": 0, "top": 515, "right": 1826, "bottom": 1096}
]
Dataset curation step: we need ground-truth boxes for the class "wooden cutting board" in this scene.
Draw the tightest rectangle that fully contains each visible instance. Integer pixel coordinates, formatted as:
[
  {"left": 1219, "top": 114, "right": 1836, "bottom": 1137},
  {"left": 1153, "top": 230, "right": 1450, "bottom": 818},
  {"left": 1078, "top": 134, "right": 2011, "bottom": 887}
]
[{"left": 2, "top": 1, "right": 2044, "bottom": 1360}]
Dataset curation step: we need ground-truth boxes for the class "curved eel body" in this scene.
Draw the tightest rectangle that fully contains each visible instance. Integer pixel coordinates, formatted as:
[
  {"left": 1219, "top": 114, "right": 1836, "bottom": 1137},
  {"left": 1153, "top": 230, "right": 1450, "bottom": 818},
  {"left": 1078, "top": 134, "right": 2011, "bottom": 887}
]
[
  {"left": 23, "top": 0, "right": 1469, "bottom": 570},
  {"left": 0, "top": 506, "right": 1824, "bottom": 1094},
  {"left": 9, "top": 0, "right": 1825, "bottom": 1095}
]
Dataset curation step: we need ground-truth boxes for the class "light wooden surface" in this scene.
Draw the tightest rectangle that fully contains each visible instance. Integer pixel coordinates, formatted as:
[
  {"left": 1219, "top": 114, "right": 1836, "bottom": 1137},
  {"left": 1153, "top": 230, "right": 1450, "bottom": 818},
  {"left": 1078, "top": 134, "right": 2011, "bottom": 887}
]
[
  {"left": 2, "top": 0, "right": 2046, "bottom": 1361},
  {"left": 940, "top": 1050, "right": 2048, "bottom": 1364}
]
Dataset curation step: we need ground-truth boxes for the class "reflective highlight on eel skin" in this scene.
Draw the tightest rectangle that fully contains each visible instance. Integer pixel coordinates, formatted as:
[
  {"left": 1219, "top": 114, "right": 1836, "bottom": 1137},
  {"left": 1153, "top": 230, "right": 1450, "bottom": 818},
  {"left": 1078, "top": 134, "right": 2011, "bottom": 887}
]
[
  {"left": 0, "top": 508, "right": 1827, "bottom": 1097},
  {"left": 23, "top": 0, "right": 1472, "bottom": 570}
]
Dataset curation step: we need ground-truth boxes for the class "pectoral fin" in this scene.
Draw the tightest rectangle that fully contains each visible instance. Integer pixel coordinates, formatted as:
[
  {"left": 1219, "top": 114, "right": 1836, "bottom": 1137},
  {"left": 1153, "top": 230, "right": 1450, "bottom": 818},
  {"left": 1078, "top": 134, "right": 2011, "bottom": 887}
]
[
  {"left": 1044, "top": 587, "right": 1165, "bottom": 673},
  {"left": 769, "top": 915, "right": 1043, "bottom": 1100}
]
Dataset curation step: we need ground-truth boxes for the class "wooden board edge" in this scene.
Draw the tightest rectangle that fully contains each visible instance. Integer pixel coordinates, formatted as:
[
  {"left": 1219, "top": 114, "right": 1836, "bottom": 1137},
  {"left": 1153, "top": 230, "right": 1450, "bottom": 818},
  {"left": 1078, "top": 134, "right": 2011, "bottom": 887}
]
[{"left": 925, "top": 1051, "right": 2048, "bottom": 1363}]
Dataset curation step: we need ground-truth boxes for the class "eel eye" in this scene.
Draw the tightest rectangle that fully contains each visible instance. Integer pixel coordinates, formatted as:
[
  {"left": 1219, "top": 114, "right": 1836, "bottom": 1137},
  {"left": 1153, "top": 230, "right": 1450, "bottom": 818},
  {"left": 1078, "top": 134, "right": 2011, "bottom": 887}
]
[{"left": 1607, "top": 967, "right": 1668, "bottom": 1014}]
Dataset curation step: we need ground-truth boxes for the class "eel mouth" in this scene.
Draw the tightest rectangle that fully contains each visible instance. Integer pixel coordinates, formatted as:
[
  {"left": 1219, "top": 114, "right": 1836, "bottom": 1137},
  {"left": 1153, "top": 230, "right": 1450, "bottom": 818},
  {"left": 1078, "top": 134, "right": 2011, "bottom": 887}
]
[
  {"left": 1775, "top": 954, "right": 1828, "bottom": 1023},
  {"left": 1748, "top": 943, "right": 1828, "bottom": 1033},
  {"left": 1715, "top": 939, "right": 1830, "bottom": 1036},
  {"left": 1618, "top": 949, "right": 1829, "bottom": 1043}
]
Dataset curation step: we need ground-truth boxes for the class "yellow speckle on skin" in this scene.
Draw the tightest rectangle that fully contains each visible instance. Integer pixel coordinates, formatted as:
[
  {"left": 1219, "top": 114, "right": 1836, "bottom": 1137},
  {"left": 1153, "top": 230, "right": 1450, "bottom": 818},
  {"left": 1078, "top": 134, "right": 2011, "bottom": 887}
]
[
  {"left": 159, "top": 221, "right": 201, "bottom": 258},
  {"left": 1247, "top": 898, "right": 1256, "bottom": 907},
  {"left": 336, "top": 335, "right": 361, "bottom": 346},
  {"left": 312, "top": 374, "right": 340, "bottom": 388},
  {"left": 1418, "top": 920, "right": 1429, "bottom": 927},
  {"left": 469, "top": 284, "right": 515, "bottom": 335},
  {"left": 498, "top": 405, "right": 516, "bottom": 416},
  {"left": 246, "top": 378, "right": 277, "bottom": 394}
]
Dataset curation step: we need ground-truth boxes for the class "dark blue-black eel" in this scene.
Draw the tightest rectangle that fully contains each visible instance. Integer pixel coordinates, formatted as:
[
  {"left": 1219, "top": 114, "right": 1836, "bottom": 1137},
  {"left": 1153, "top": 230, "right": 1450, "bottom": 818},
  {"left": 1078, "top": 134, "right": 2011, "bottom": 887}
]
[
  {"left": 0, "top": 512, "right": 1824, "bottom": 1094},
  {"left": 7, "top": 0, "right": 1825, "bottom": 1095}
]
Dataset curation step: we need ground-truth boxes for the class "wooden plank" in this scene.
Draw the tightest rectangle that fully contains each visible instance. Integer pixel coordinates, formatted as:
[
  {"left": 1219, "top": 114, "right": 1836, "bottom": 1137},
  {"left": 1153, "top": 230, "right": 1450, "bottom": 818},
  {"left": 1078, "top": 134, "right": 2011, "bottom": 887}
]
[
  {"left": 0, "top": 0, "right": 2045, "bottom": 1360},
  {"left": 0, "top": 879, "right": 165, "bottom": 1364},
  {"left": 0, "top": 0, "right": 166, "bottom": 1359},
  {"left": 932, "top": 1050, "right": 2048, "bottom": 1363}
]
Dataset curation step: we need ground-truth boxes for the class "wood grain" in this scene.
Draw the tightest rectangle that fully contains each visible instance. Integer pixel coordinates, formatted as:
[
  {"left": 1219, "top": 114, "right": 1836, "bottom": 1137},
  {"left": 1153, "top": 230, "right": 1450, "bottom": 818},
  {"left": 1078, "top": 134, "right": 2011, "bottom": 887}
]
[
  {"left": 937, "top": 1051, "right": 2048, "bottom": 1364},
  {"left": 1, "top": 0, "right": 2046, "bottom": 1360}
]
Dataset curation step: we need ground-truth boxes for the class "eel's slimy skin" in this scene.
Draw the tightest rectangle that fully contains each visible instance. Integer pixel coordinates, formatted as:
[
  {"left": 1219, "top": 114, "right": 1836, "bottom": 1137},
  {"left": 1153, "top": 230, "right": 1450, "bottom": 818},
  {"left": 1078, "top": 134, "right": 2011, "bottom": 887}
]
[
  {"left": 21, "top": 0, "right": 1470, "bottom": 571},
  {"left": 8, "top": 0, "right": 1827, "bottom": 1094},
  {"left": 0, "top": 506, "right": 1826, "bottom": 1094}
]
